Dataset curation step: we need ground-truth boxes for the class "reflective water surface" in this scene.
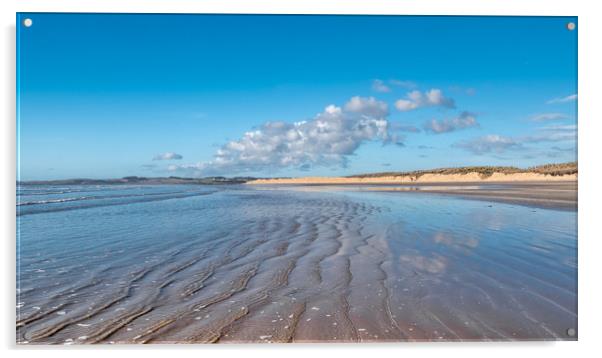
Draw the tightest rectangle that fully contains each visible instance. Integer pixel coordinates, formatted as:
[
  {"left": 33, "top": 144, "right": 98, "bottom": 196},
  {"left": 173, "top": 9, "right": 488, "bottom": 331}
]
[{"left": 16, "top": 184, "right": 577, "bottom": 343}]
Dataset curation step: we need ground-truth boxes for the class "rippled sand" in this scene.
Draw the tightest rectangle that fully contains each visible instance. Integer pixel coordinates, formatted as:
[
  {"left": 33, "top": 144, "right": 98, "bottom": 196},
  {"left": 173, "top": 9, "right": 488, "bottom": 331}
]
[{"left": 16, "top": 185, "right": 577, "bottom": 343}]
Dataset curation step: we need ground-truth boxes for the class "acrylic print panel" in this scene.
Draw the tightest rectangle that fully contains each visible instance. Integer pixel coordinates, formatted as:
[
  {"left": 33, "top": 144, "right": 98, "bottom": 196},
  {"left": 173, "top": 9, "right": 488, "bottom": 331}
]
[{"left": 16, "top": 13, "right": 577, "bottom": 344}]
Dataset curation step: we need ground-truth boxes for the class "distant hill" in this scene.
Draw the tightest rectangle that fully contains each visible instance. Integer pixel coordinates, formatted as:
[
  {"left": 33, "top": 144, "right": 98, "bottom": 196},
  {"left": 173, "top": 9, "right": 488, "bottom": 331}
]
[{"left": 18, "top": 176, "right": 257, "bottom": 186}]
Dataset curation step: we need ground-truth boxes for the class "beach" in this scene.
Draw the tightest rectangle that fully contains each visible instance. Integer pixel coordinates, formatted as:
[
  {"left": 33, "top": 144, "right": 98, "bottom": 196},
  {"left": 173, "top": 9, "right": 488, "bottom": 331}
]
[
  {"left": 15, "top": 12, "right": 580, "bottom": 346},
  {"left": 17, "top": 182, "right": 577, "bottom": 343},
  {"left": 299, "top": 181, "right": 577, "bottom": 210},
  {"left": 247, "top": 172, "right": 578, "bottom": 185}
]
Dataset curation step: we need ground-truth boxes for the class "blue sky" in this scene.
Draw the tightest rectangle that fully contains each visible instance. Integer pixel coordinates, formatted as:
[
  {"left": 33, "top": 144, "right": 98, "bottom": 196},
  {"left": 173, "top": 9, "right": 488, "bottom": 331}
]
[{"left": 17, "top": 14, "right": 577, "bottom": 180}]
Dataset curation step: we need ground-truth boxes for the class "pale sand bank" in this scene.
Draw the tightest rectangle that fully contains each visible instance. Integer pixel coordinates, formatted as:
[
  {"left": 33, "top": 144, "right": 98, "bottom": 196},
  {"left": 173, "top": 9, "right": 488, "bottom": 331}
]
[
  {"left": 248, "top": 177, "right": 577, "bottom": 210},
  {"left": 365, "top": 181, "right": 577, "bottom": 210},
  {"left": 247, "top": 172, "right": 577, "bottom": 185}
]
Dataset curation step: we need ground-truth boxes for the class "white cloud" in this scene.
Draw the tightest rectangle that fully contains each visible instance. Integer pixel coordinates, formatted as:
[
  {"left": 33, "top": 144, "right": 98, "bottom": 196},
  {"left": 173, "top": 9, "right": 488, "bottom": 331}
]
[
  {"left": 454, "top": 125, "right": 577, "bottom": 155},
  {"left": 372, "top": 79, "right": 418, "bottom": 93},
  {"left": 424, "top": 111, "right": 478, "bottom": 133},
  {"left": 389, "top": 79, "right": 418, "bottom": 89},
  {"left": 389, "top": 122, "right": 421, "bottom": 133},
  {"left": 547, "top": 94, "right": 577, "bottom": 104},
  {"left": 523, "top": 124, "right": 577, "bottom": 143},
  {"left": 343, "top": 96, "right": 389, "bottom": 117},
  {"left": 153, "top": 152, "right": 183, "bottom": 160},
  {"left": 371, "top": 79, "right": 391, "bottom": 93},
  {"left": 395, "top": 89, "right": 455, "bottom": 112},
  {"left": 530, "top": 112, "right": 570, "bottom": 121},
  {"left": 170, "top": 97, "right": 400, "bottom": 175},
  {"left": 454, "top": 135, "right": 522, "bottom": 155}
]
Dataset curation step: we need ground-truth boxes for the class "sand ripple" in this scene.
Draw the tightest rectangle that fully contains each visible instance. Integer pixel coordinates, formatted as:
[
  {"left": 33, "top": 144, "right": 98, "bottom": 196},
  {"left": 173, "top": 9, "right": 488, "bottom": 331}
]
[{"left": 16, "top": 187, "right": 577, "bottom": 343}]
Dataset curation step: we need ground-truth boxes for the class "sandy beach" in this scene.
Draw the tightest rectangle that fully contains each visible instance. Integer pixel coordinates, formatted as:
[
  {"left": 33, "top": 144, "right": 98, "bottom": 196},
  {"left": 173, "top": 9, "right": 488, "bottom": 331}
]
[
  {"left": 251, "top": 181, "right": 577, "bottom": 211},
  {"left": 247, "top": 173, "right": 578, "bottom": 210},
  {"left": 16, "top": 12, "right": 579, "bottom": 345},
  {"left": 17, "top": 182, "right": 577, "bottom": 343},
  {"left": 247, "top": 172, "right": 577, "bottom": 185}
]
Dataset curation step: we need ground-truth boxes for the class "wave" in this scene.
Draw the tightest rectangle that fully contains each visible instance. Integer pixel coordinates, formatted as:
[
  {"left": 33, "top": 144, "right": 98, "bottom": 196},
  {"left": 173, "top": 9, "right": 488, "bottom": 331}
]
[
  {"left": 17, "top": 186, "right": 145, "bottom": 196},
  {"left": 18, "top": 189, "right": 106, "bottom": 196},
  {"left": 17, "top": 197, "right": 94, "bottom": 206},
  {"left": 16, "top": 190, "right": 218, "bottom": 217},
  {"left": 17, "top": 189, "right": 207, "bottom": 207}
]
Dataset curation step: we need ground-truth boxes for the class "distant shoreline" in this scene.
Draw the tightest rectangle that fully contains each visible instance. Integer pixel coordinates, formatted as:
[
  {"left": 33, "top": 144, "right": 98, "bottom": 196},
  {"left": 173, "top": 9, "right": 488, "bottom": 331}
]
[
  {"left": 17, "top": 176, "right": 253, "bottom": 186},
  {"left": 247, "top": 172, "right": 577, "bottom": 185},
  {"left": 18, "top": 162, "right": 577, "bottom": 186}
]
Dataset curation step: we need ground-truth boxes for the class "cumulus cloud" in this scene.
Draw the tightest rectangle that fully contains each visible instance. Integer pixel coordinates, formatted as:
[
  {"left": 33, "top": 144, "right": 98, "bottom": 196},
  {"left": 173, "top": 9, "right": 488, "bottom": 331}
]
[
  {"left": 547, "top": 94, "right": 577, "bottom": 104},
  {"left": 170, "top": 97, "right": 401, "bottom": 175},
  {"left": 530, "top": 112, "right": 570, "bottom": 121},
  {"left": 395, "top": 89, "right": 456, "bottom": 112},
  {"left": 454, "top": 135, "right": 522, "bottom": 155},
  {"left": 371, "top": 79, "right": 391, "bottom": 93},
  {"left": 424, "top": 111, "right": 478, "bottom": 133},
  {"left": 344, "top": 96, "right": 389, "bottom": 117},
  {"left": 153, "top": 152, "right": 183, "bottom": 160}
]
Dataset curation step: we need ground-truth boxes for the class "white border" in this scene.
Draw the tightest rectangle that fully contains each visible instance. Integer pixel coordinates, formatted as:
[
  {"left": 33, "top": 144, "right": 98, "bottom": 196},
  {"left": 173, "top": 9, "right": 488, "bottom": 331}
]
[
  {"left": 1, "top": 0, "right": 588, "bottom": 16},
  {"left": 2, "top": 1, "right": 601, "bottom": 357}
]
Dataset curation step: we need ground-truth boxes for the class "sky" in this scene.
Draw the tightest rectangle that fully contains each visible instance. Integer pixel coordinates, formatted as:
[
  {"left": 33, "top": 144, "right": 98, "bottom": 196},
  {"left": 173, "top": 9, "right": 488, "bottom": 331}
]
[{"left": 17, "top": 14, "right": 577, "bottom": 180}]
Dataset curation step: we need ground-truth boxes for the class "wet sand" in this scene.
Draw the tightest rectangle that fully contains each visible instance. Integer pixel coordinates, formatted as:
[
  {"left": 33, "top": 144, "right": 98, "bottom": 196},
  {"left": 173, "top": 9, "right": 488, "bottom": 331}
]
[
  {"left": 16, "top": 184, "right": 577, "bottom": 344},
  {"left": 361, "top": 181, "right": 577, "bottom": 211}
]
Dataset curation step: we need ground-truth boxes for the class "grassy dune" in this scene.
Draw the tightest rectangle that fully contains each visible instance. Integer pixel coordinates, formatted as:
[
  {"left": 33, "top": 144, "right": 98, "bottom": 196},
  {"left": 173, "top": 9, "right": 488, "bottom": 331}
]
[
  {"left": 347, "top": 162, "right": 577, "bottom": 179},
  {"left": 247, "top": 162, "right": 577, "bottom": 184}
]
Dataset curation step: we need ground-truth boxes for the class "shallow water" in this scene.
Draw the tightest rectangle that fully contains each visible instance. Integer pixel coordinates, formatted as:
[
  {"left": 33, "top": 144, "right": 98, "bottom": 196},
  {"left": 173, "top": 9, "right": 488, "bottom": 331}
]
[{"left": 16, "top": 184, "right": 577, "bottom": 343}]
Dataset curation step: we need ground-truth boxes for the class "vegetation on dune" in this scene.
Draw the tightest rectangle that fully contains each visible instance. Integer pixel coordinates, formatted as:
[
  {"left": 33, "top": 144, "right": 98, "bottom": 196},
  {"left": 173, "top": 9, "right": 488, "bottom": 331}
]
[
  {"left": 529, "top": 162, "right": 578, "bottom": 176},
  {"left": 347, "top": 162, "right": 577, "bottom": 179}
]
